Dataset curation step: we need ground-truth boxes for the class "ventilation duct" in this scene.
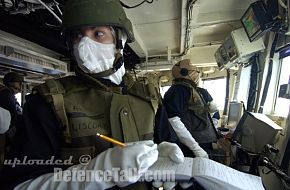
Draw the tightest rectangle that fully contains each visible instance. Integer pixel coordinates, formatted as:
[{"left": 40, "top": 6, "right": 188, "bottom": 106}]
[{"left": 0, "top": 30, "right": 68, "bottom": 75}]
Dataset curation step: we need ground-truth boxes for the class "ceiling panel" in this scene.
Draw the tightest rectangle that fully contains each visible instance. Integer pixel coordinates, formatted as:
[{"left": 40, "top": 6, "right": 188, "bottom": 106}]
[
  {"left": 198, "top": 0, "right": 257, "bottom": 13},
  {"left": 124, "top": 0, "right": 256, "bottom": 64},
  {"left": 124, "top": 0, "right": 181, "bottom": 58},
  {"left": 191, "top": 21, "right": 242, "bottom": 45},
  {"left": 135, "top": 19, "right": 180, "bottom": 56},
  {"left": 124, "top": 0, "right": 180, "bottom": 24}
]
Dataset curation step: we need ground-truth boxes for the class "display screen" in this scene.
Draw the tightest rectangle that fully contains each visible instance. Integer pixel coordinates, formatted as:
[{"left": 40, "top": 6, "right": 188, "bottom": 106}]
[
  {"left": 233, "top": 112, "right": 282, "bottom": 153},
  {"left": 242, "top": 7, "right": 261, "bottom": 39},
  {"left": 227, "top": 102, "right": 243, "bottom": 130}
]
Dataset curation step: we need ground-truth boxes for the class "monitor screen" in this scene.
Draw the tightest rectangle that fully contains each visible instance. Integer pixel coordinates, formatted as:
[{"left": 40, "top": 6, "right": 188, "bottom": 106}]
[
  {"left": 242, "top": 7, "right": 261, "bottom": 39},
  {"left": 241, "top": 1, "right": 273, "bottom": 42},
  {"left": 233, "top": 112, "right": 283, "bottom": 153},
  {"left": 227, "top": 102, "right": 244, "bottom": 132}
]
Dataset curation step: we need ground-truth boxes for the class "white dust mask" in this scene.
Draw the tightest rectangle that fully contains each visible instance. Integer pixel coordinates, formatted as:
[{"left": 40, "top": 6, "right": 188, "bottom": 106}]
[{"left": 73, "top": 36, "right": 125, "bottom": 85}]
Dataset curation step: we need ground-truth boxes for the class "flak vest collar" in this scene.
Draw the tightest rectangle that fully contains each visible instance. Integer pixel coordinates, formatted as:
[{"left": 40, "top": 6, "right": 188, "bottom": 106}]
[
  {"left": 173, "top": 78, "right": 197, "bottom": 88},
  {"left": 75, "top": 67, "right": 124, "bottom": 94}
]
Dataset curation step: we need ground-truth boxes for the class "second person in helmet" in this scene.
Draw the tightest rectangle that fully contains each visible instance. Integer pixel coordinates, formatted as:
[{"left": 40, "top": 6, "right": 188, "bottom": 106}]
[{"left": 164, "top": 59, "right": 219, "bottom": 158}]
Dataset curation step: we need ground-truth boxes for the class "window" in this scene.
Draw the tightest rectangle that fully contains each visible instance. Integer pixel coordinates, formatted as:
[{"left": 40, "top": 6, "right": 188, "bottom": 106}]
[
  {"left": 201, "top": 78, "right": 226, "bottom": 110},
  {"left": 235, "top": 66, "right": 252, "bottom": 108},
  {"left": 15, "top": 93, "right": 22, "bottom": 106},
  {"left": 15, "top": 92, "right": 30, "bottom": 106},
  {"left": 261, "top": 56, "right": 280, "bottom": 114},
  {"left": 274, "top": 57, "right": 290, "bottom": 117}
]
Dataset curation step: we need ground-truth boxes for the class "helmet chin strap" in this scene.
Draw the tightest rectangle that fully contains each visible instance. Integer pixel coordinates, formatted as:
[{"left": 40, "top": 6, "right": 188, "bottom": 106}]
[{"left": 91, "top": 28, "right": 124, "bottom": 78}]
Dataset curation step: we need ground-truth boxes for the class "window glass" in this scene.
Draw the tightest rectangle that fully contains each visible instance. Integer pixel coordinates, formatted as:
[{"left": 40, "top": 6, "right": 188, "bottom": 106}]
[
  {"left": 262, "top": 57, "right": 280, "bottom": 114},
  {"left": 15, "top": 93, "right": 21, "bottom": 105},
  {"left": 236, "top": 66, "right": 251, "bottom": 107},
  {"left": 201, "top": 78, "right": 226, "bottom": 110},
  {"left": 160, "top": 86, "right": 171, "bottom": 98},
  {"left": 274, "top": 57, "right": 290, "bottom": 117}
]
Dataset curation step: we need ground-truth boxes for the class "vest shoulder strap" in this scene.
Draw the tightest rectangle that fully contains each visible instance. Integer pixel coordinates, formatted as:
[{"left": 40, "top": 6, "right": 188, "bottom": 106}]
[
  {"left": 127, "top": 80, "right": 161, "bottom": 113},
  {"left": 172, "top": 80, "right": 192, "bottom": 89},
  {"left": 174, "top": 80, "right": 208, "bottom": 114},
  {"left": 33, "top": 78, "right": 72, "bottom": 143}
]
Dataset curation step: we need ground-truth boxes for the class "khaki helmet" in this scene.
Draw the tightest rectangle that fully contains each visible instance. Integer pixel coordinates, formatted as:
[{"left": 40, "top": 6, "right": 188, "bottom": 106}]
[
  {"left": 3, "top": 72, "right": 24, "bottom": 86},
  {"left": 62, "top": 0, "right": 134, "bottom": 42},
  {"left": 172, "top": 59, "right": 200, "bottom": 82}
]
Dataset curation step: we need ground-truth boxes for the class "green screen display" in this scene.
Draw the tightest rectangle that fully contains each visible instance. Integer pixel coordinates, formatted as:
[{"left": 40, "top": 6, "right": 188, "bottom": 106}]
[{"left": 242, "top": 7, "right": 261, "bottom": 38}]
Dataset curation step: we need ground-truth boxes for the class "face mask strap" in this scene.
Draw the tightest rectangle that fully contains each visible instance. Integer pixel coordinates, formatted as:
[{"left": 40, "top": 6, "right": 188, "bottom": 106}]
[
  {"left": 111, "top": 28, "right": 124, "bottom": 70},
  {"left": 115, "top": 28, "right": 123, "bottom": 50}
]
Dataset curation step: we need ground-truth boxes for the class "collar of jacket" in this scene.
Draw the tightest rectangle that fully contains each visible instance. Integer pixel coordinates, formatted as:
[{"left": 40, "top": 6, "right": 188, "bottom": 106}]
[
  {"left": 173, "top": 78, "right": 197, "bottom": 88},
  {"left": 74, "top": 67, "right": 125, "bottom": 94}
]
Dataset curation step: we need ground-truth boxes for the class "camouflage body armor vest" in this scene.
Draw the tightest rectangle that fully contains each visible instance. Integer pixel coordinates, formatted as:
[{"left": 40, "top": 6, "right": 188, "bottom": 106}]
[
  {"left": 173, "top": 79, "right": 217, "bottom": 144},
  {"left": 33, "top": 69, "right": 160, "bottom": 190}
]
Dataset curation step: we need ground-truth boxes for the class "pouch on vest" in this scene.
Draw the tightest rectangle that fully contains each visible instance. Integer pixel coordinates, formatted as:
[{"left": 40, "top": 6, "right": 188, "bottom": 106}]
[{"left": 110, "top": 92, "right": 154, "bottom": 143}]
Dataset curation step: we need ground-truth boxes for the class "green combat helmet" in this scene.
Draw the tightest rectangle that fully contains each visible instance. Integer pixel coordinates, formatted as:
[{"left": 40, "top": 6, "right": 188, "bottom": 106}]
[{"left": 62, "top": 0, "right": 135, "bottom": 42}]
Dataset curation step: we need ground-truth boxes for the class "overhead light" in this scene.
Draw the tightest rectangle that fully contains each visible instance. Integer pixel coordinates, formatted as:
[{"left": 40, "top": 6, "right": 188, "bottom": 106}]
[
  {"left": 142, "top": 69, "right": 154, "bottom": 72},
  {"left": 202, "top": 67, "right": 215, "bottom": 74},
  {"left": 192, "top": 63, "right": 218, "bottom": 67},
  {"left": 208, "top": 24, "right": 217, "bottom": 28}
]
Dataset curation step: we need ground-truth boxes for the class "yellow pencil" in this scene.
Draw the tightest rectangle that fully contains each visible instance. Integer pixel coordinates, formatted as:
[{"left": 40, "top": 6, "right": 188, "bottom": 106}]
[{"left": 96, "top": 133, "right": 126, "bottom": 147}]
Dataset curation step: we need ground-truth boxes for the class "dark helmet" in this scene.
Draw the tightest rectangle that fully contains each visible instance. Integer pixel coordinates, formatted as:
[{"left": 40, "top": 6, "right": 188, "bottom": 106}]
[
  {"left": 62, "top": 0, "right": 135, "bottom": 42},
  {"left": 3, "top": 72, "right": 24, "bottom": 86}
]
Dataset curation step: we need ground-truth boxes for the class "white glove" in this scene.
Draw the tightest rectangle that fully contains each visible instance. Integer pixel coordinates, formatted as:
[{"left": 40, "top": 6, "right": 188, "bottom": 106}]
[
  {"left": 169, "top": 117, "right": 208, "bottom": 158},
  {"left": 15, "top": 140, "right": 158, "bottom": 190},
  {"left": 0, "top": 107, "right": 11, "bottom": 134},
  {"left": 212, "top": 118, "right": 219, "bottom": 129},
  {"left": 208, "top": 100, "right": 218, "bottom": 113},
  {"left": 157, "top": 141, "right": 184, "bottom": 163},
  {"left": 152, "top": 142, "right": 184, "bottom": 190}
]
